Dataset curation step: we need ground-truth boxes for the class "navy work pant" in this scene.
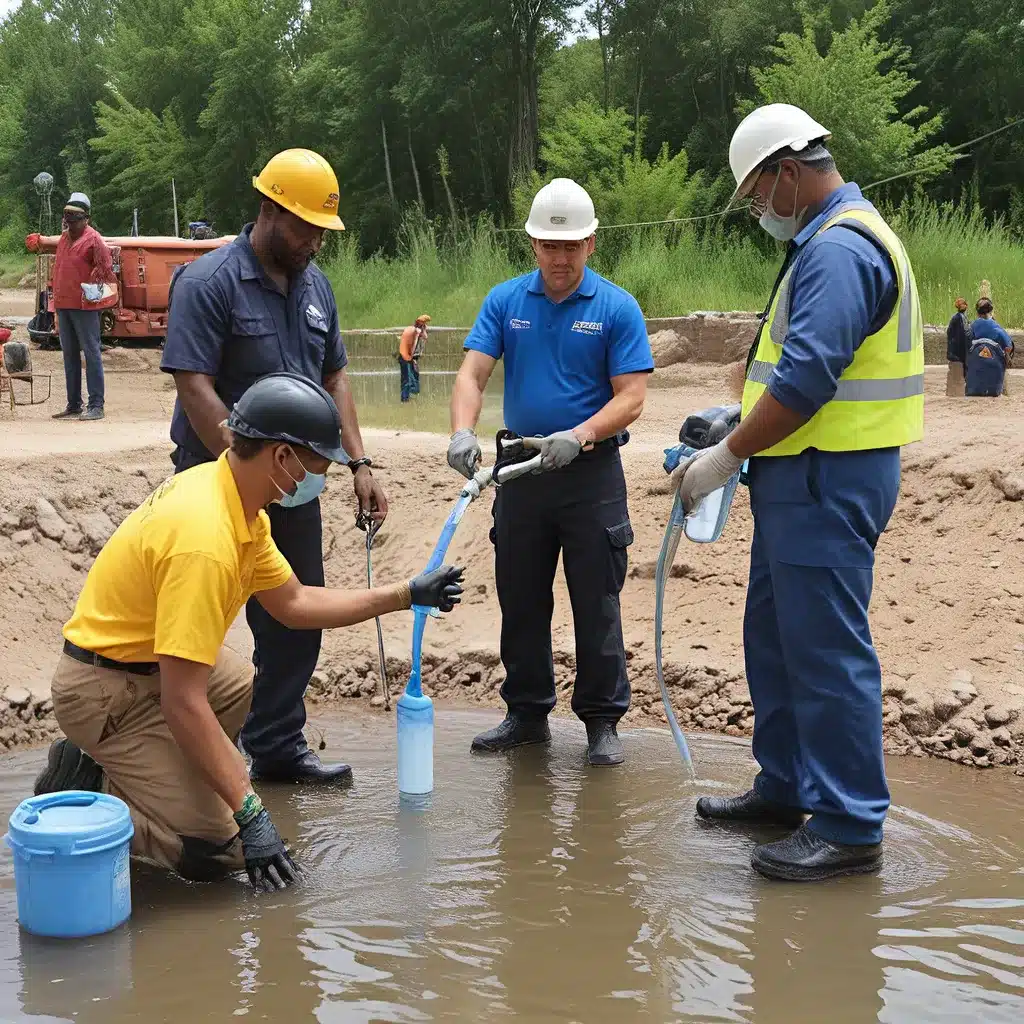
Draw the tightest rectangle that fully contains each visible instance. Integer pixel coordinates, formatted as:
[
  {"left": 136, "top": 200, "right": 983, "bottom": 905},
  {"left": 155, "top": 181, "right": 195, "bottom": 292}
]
[
  {"left": 744, "top": 448, "right": 900, "bottom": 846},
  {"left": 492, "top": 444, "right": 633, "bottom": 723},
  {"left": 57, "top": 308, "right": 104, "bottom": 411},
  {"left": 172, "top": 447, "right": 323, "bottom": 766},
  {"left": 399, "top": 357, "right": 419, "bottom": 401}
]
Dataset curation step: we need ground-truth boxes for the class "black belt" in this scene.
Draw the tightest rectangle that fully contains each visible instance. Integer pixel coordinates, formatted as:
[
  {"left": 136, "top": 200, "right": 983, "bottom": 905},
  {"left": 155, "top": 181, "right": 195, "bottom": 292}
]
[{"left": 63, "top": 640, "right": 160, "bottom": 676}]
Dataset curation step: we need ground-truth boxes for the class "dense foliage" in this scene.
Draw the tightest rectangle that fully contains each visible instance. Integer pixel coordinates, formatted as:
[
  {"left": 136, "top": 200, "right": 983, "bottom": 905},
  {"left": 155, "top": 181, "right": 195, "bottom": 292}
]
[{"left": 1, "top": 0, "right": 1021, "bottom": 256}]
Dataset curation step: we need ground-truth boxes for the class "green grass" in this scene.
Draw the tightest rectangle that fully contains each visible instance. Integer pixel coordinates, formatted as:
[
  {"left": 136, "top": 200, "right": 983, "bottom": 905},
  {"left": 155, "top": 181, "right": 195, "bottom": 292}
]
[
  {"left": 324, "top": 199, "right": 1024, "bottom": 329},
  {"left": 0, "top": 254, "right": 32, "bottom": 288}
]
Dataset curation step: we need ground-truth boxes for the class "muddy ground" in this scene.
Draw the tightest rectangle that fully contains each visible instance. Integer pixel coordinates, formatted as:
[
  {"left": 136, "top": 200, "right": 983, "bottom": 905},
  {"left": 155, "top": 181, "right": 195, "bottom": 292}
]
[{"left": 1, "top": 335, "right": 1023, "bottom": 774}]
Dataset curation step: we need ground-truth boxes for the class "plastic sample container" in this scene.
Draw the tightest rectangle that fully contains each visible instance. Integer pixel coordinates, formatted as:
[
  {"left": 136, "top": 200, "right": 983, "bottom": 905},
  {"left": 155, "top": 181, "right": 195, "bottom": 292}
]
[
  {"left": 662, "top": 443, "right": 744, "bottom": 543},
  {"left": 397, "top": 692, "right": 434, "bottom": 795},
  {"left": 5, "top": 790, "right": 134, "bottom": 938},
  {"left": 683, "top": 466, "right": 743, "bottom": 543}
]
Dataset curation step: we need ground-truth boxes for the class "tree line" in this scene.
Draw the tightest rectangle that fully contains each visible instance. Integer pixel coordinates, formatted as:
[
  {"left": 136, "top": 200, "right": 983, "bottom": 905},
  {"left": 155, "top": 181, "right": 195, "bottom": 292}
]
[{"left": 0, "top": 0, "right": 1021, "bottom": 255}]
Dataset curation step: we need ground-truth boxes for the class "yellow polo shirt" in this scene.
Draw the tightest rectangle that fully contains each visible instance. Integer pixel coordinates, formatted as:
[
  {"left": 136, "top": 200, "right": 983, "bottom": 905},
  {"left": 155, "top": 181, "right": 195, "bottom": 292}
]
[{"left": 63, "top": 452, "right": 293, "bottom": 666}]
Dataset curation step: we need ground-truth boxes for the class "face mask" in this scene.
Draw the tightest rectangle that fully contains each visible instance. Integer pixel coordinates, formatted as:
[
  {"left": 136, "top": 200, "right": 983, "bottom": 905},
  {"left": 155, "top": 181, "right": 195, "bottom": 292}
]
[
  {"left": 758, "top": 168, "right": 802, "bottom": 242},
  {"left": 271, "top": 448, "right": 326, "bottom": 508}
]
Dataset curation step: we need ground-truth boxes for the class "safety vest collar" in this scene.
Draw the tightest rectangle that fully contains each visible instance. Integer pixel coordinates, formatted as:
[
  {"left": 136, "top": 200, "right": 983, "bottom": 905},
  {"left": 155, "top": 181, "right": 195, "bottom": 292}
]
[{"left": 768, "top": 204, "right": 916, "bottom": 356}]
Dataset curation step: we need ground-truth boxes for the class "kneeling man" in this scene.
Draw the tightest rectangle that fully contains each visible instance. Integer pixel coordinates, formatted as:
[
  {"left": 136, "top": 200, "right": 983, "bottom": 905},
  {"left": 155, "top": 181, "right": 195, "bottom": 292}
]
[{"left": 35, "top": 372, "right": 463, "bottom": 890}]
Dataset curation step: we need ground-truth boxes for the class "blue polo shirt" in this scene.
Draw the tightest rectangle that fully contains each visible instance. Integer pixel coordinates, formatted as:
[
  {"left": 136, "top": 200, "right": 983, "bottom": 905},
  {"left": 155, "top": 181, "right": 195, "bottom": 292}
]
[
  {"left": 161, "top": 223, "right": 347, "bottom": 460},
  {"left": 767, "top": 183, "right": 898, "bottom": 419},
  {"left": 463, "top": 266, "right": 653, "bottom": 436}
]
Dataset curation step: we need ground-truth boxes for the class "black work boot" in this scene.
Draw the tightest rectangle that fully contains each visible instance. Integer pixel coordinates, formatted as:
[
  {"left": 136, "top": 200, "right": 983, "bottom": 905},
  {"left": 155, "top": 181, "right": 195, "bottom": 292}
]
[
  {"left": 471, "top": 715, "right": 551, "bottom": 753},
  {"left": 751, "top": 824, "right": 882, "bottom": 882},
  {"left": 249, "top": 750, "right": 353, "bottom": 786},
  {"left": 33, "top": 738, "right": 104, "bottom": 795},
  {"left": 695, "top": 789, "right": 805, "bottom": 828},
  {"left": 585, "top": 720, "right": 624, "bottom": 766}
]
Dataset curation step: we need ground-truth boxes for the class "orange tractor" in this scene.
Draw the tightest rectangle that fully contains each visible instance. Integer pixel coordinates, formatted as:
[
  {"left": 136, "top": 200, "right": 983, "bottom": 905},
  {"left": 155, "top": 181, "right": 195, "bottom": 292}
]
[{"left": 24, "top": 232, "right": 235, "bottom": 349}]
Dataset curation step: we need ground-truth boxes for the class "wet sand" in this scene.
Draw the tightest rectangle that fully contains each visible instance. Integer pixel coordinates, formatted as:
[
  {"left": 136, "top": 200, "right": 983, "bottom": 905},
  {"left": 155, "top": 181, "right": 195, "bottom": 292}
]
[{"left": 0, "top": 710, "right": 1021, "bottom": 1023}]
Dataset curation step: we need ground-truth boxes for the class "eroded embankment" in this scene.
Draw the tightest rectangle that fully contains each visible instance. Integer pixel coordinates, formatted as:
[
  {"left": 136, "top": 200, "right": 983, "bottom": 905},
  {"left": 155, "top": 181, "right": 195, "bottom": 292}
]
[{"left": 1, "top": 366, "right": 1023, "bottom": 773}]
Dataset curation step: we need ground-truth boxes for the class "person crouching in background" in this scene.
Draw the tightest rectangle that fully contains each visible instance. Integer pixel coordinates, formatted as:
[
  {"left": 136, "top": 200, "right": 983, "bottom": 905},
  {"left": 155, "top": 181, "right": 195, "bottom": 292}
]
[
  {"left": 945, "top": 297, "right": 971, "bottom": 397},
  {"left": 966, "top": 283, "right": 1014, "bottom": 398}
]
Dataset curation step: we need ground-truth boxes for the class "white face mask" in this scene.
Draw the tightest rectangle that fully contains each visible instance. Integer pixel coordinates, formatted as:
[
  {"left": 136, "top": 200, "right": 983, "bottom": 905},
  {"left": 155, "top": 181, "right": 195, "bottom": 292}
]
[{"left": 758, "top": 167, "right": 803, "bottom": 242}]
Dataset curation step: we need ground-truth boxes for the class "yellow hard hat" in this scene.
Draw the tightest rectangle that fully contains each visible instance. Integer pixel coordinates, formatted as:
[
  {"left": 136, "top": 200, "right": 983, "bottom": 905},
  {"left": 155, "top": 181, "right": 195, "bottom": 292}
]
[{"left": 252, "top": 149, "right": 345, "bottom": 230}]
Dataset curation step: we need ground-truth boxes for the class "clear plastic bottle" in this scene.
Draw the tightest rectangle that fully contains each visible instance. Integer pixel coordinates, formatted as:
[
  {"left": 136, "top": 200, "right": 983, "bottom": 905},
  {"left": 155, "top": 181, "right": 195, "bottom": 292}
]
[
  {"left": 679, "top": 448, "right": 744, "bottom": 544},
  {"left": 397, "top": 692, "right": 434, "bottom": 795}
]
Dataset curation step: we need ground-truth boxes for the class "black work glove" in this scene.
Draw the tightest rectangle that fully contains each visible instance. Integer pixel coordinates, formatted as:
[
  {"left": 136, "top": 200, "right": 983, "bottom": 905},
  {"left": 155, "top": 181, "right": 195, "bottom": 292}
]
[
  {"left": 409, "top": 565, "right": 465, "bottom": 611},
  {"left": 238, "top": 808, "right": 302, "bottom": 892}
]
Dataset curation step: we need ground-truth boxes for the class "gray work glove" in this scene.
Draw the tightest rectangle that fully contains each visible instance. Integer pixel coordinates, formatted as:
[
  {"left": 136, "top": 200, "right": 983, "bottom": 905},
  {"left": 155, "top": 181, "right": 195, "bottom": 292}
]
[
  {"left": 238, "top": 808, "right": 302, "bottom": 892},
  {"left": 538, "top": 429, "right": 582, "bottom": 471},
  {"left": 447, "top": 429, "right": 482, "bottom": 479},
  {"left": 409, "top": 565, "right": 465, "bottom": 611},
  {"left": 671, "top": 438, "right": 744, "bottom": 513}
]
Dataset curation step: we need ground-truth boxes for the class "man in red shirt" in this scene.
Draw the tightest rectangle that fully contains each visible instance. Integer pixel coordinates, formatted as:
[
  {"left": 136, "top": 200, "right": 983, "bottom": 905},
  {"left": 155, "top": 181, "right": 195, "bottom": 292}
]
[{"left": 52, "top": 193, "right": 114, "bottom": 421}]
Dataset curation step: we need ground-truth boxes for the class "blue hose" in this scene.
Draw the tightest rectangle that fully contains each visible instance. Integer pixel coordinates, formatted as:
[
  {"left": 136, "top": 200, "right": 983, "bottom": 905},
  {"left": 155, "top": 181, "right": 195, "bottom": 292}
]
[{"left": 406, "top": 491, "right": 475, "bottom": 698}]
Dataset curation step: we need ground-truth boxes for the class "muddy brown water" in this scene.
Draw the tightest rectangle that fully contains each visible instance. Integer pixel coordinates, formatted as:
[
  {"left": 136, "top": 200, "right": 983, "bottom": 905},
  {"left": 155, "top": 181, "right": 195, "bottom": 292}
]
[{"left": 0, "top": 710, "right": 1020, "bottom": 1023}]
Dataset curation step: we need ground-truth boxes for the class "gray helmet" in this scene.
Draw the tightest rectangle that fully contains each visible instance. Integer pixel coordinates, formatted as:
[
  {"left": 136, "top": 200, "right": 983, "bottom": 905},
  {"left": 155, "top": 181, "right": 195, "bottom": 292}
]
[{"left": 227, "top": 372, "right": 348, "bottom": 463}]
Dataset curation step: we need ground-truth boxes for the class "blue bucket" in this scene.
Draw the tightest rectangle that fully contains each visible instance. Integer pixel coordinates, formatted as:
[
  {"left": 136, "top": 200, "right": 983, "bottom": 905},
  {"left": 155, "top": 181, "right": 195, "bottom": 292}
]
[{"left": 5, "top": 790, "right": 134, "bottom": 939}]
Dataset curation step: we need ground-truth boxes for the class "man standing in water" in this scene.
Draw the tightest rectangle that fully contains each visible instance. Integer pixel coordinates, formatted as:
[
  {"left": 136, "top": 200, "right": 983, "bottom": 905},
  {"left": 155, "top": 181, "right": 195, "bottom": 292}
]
[
  {"left": 447, "top": 178, "right": 653, "bottom": 766},
  {"left": 162, "top": 148, "right": 388, "bottom": 786},
  {"left": 673, "top": 104, "right": 924, "bottom": 881},
  {"left": 35, "top": 373, "right": 464, "bottom": 890}
]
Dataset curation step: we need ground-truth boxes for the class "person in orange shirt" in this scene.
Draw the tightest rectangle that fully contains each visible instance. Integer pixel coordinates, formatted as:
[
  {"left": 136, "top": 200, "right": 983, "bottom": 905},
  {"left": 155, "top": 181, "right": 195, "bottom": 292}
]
[
  {"left": 51, "top": 193, "right": 115, "bottom": 421},
  {"left": 398, "top": 314, "right": 430, "bottom": 401},
  {"left": 34, "top": 372, "right": 465, "bottom": 891}
]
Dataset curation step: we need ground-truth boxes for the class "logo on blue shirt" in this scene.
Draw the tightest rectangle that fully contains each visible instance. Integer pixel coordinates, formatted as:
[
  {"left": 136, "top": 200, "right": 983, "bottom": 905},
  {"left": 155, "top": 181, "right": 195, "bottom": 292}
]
[
  {"left": 509, "top": 318, "right": 531, "bottom": 330},
  {"left": 306, "top": 304, "right": 327, "bottom": 331},
  {"left": 572, "top": 319, "right": 603, "bottom": 336}
]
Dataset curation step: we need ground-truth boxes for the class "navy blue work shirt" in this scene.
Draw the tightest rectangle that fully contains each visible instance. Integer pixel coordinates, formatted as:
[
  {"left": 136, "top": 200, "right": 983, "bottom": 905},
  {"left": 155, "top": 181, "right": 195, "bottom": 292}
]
[
  {"left": 463, "top": 266, "right": 654, "bottom": 436},
  {"left": 161, "top": 223, "right": 347, "bottom": 460},
  {"left": 969, "top": 317, "right": 1013, "bottom": 353},
  {"left": 767, "top": 183, "right": 898, "bottom": 419}
]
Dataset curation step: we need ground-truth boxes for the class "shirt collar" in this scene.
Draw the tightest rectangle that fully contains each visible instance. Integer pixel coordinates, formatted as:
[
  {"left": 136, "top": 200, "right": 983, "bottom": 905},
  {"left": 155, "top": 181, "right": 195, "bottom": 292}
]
[
  {"left": 217, "top": 451, "right": 253, "bottom": 545},
  {"left": 793, "top": 182, "right": 869, "bottom": 248},
  {"left": 525, "top": 266, "right": 598, "bottom": 300},
  {"left": 235, "top": 223, "right": 263, "bottom": 282},
  {"left": 235, "top": 222, "right": 313, "bottom": 292}
]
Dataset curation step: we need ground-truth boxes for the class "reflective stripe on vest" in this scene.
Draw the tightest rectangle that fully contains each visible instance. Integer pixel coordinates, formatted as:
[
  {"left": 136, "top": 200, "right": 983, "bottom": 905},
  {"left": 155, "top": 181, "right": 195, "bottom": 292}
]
[{"left": 741, "top": 202, "right": 925, "bottom": 455}]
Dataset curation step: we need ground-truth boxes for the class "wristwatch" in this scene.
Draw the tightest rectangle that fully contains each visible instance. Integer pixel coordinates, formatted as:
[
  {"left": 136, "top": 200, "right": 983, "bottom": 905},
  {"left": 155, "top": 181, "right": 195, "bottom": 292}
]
[{"left": 349, "top": 456, "right": 373, "bottom": 474}]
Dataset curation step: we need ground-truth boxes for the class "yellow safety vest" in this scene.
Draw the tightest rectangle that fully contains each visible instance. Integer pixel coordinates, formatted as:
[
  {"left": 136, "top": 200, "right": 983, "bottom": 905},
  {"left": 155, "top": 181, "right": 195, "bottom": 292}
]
[{"left": 741, "top": 202, "right": 924, "bottom": 455}]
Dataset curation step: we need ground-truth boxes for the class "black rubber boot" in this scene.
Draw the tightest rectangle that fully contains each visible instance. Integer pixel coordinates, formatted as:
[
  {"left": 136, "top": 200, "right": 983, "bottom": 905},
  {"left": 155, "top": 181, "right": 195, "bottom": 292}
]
[
  {"left": 33, "top": 738, "right": 104, "bottom": 795},
  {"left": 585, "top": 720, "right": 624, "bottom": 766},
  {"left": 249, "top": 750, "right": 353, "bottom": 786},
  {"left": 695, "top": 789, "right": 805, "bottom": 828},
  {"left": 751, "top": 824, "right": 882, "bottom": 881},
  {"left": 471, "top": 715, "right": 551, "bottom": 753}
]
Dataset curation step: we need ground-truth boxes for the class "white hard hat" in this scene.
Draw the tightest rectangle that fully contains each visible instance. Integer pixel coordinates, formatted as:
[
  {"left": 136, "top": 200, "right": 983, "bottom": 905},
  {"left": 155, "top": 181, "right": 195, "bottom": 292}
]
[
  {"left": 727, "top": 103, "right": 830, "bottom": 206},
  {"left": 64, "top": 191, "right": 91, "bottom": 213},
  {"left": 524, "top": 178, "right": 599, "bottom": 240}
]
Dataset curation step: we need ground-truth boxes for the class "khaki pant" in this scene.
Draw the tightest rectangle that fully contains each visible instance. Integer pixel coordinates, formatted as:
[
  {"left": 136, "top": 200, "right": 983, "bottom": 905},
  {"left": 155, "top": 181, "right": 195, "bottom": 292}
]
[{"left": 51, "top": 647, "right": 253, "bottom": 880}]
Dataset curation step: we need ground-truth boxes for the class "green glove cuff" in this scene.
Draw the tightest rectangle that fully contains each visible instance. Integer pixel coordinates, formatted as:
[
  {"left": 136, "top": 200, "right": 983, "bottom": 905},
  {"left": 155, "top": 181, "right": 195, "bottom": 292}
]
[{"left": 233, "top": 792, "right": 264, "bottom": 828}]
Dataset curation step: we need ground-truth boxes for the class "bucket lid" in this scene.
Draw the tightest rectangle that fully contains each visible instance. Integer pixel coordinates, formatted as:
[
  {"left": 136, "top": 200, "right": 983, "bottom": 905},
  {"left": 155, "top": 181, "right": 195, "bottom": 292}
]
[{"left": 6, "top": 791, "right": 133, "bottom": 857}]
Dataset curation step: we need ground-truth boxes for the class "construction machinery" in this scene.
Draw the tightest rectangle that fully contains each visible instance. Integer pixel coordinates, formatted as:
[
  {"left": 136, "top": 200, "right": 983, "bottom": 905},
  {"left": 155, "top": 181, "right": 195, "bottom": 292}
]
[{"left": 24, "top": 232, "right": 235, "bottom": 349}]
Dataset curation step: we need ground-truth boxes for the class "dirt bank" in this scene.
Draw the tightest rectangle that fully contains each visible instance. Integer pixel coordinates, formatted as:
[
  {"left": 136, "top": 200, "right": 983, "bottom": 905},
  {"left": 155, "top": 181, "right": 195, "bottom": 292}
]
[{"left": 1, "top": 341, "right": 1022, "bottom": 772}]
